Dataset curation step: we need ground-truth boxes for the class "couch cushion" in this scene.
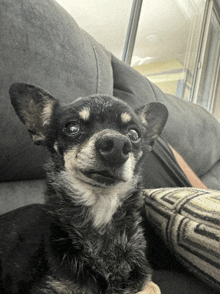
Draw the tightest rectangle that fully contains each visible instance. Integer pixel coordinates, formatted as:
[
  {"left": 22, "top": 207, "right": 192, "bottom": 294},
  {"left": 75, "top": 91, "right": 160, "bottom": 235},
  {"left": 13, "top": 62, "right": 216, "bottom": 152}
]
[
  {"left": 201, "top": 160, "right": 220, "bottom": 190},
  {"left": 144, "top": 187, "right": 220, "bottom": 291},
  {"left": 0, "top": 0, "right": 113, "bottom": 182},
  {"left": 0, "top": 180, "right": 45, "bottom": 214}
]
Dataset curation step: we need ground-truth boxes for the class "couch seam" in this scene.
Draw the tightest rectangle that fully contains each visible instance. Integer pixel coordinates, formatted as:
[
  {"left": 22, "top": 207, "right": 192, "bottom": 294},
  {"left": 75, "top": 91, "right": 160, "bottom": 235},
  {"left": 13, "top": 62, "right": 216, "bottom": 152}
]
[{"left": 88, "top": 37, "right": 102, "bottom": 94}]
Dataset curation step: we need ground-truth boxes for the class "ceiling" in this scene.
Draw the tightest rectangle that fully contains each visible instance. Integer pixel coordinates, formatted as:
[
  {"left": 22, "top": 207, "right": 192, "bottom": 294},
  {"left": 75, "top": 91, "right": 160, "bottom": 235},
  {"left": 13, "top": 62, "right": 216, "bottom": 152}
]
[{"left": 55, "top": 0, "right": 208, "bottom": 65}]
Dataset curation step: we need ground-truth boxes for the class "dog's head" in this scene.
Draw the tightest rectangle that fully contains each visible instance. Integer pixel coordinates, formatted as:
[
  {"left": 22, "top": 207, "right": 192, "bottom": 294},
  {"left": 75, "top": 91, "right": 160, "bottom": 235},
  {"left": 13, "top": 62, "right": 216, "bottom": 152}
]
[{"left": 10, "top": 83, "right": 168, "bottom": 225}]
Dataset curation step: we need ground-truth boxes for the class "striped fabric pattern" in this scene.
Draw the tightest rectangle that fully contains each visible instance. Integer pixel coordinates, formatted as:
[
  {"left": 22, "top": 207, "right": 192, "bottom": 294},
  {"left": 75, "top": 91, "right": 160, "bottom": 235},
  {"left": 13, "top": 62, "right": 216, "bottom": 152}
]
[{"left": 144, "top": 188, "right": 220, "bottom": 290}]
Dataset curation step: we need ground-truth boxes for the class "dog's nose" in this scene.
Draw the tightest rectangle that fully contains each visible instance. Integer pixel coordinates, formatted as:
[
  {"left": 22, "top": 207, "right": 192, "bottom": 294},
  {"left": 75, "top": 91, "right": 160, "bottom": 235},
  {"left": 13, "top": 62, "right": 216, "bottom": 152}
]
[{"left": 95, "top": 135, "right": 132, "bottom": 166}]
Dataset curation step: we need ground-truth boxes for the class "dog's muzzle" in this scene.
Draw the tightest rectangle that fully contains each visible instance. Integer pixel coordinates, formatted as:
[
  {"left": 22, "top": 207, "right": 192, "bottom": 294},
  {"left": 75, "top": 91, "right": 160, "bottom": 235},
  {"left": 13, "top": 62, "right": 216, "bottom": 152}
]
[
  {"left": 95, "top": 134, "right": 132, "bottom": 167},
  {"left": 76, "top": 133, "right": 133, "bottom": 186}
]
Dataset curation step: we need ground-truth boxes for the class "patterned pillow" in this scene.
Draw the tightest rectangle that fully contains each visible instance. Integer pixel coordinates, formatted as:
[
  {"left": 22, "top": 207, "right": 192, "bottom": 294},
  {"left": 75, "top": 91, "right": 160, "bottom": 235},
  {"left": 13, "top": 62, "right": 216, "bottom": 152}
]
[{"left": 144, "top": 188, "right": 220, "bottom": 291}]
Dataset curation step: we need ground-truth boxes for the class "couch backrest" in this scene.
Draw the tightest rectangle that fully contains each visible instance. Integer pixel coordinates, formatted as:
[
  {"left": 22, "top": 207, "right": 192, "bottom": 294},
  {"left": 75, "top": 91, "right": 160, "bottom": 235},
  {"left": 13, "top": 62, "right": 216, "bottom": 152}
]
[{"left": 0, "top": 0, "right": 113, "bottom": 182}]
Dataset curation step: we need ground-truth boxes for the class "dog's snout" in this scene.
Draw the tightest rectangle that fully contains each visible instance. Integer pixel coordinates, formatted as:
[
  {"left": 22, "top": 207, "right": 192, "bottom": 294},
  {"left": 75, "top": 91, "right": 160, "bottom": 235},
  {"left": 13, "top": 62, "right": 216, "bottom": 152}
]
[{"left": 95, "top": 135, "right": 132, "bottom": 166}]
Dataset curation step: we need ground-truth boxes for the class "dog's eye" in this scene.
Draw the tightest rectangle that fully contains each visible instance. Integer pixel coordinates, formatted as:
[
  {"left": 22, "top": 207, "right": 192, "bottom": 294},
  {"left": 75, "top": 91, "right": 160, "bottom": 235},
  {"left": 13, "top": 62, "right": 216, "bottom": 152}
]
[
  {"left": 127, "top": 129, "right": 140, "bottom": 142},
  {"left": 64, "top": 121, "right": 80, "bottom": 135}
]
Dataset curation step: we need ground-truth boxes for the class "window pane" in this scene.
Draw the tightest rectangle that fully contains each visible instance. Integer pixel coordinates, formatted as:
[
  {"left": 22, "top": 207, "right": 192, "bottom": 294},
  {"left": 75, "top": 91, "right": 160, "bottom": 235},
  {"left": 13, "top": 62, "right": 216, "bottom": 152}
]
[{"left": 132, "top": 0, "right": 206, "bottom": 99}]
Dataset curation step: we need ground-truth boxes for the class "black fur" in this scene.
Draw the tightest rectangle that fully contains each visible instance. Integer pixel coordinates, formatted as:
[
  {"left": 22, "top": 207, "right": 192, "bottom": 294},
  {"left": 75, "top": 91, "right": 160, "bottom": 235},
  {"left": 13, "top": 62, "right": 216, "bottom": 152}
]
[{"left": 0, "top": 84, "right": 168, "bottom": 294}]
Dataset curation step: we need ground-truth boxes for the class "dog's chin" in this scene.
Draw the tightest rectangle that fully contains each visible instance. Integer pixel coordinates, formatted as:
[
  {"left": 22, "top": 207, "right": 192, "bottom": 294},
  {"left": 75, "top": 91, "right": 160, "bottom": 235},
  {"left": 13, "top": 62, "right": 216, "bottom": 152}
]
[{"left": 81, "top": 170, "right": 123, "bottom": 187}]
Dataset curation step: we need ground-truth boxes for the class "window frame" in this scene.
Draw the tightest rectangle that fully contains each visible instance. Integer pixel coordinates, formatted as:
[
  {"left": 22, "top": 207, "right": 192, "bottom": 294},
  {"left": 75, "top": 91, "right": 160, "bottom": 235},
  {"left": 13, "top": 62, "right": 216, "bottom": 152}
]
[{"left": 188, "top": 0, "right": 220, "bottom": 113}]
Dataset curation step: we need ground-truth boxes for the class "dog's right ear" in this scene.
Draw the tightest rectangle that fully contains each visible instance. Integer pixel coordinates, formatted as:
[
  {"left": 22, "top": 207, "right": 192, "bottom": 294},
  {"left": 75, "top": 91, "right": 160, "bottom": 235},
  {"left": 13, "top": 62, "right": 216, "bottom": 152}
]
[{"left": 9, "top": 83, "right": 58, "bottom": 145}]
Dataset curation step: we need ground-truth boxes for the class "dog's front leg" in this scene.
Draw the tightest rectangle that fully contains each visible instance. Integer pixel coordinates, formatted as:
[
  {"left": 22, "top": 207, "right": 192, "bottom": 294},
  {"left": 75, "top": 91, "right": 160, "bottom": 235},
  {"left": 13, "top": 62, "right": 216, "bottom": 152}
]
[{"left": 138, "top": 281, "right": 161, "bottom": 294}]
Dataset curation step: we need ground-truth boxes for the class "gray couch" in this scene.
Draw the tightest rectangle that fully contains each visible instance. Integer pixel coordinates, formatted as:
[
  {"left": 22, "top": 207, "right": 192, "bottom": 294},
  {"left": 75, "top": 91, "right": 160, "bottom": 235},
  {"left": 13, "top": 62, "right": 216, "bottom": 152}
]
[{"left": 0, "top": 0, "right": 219, "bottom": 293}]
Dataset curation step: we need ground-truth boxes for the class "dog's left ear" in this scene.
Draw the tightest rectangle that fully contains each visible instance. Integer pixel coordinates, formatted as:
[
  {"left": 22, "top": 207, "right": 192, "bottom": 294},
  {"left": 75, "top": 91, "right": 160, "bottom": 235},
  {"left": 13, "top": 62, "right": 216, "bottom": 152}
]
[
  {"left": 136, "top": 102, "right": 168, "bottom": 145},
  {"left": 9, "top": 83, "right": 58, "bottom": 145}
]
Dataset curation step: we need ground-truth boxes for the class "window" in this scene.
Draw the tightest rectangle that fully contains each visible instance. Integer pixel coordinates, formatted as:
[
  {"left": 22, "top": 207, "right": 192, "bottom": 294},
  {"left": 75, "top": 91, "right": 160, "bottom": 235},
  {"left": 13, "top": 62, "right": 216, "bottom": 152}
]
[
  {"left": 128, "top": 0, "right": 220, "bottom": 120},
  {"left": 129, "top": 0, "right": 206, "bottom": 101}
]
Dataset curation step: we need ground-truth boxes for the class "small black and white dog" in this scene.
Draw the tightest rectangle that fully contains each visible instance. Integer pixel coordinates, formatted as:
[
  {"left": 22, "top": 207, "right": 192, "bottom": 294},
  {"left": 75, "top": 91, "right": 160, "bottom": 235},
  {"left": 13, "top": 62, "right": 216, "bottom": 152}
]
[{"left": 0, "top": 83, "right": 168, "bottom": 294}]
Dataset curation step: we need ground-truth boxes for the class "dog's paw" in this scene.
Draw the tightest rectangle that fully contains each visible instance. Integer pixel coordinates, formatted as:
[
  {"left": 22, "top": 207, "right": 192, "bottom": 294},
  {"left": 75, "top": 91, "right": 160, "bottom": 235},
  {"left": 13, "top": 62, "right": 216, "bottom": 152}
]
[{"left": 137, "top": 282, "right": 161, "bottom": 294}]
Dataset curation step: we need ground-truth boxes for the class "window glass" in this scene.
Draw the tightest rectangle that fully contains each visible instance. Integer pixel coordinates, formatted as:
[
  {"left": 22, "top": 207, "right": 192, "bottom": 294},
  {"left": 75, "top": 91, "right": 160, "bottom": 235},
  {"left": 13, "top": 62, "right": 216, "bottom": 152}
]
[{"left": 131, "top": 0, "right": 206, "bottom": 100}]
